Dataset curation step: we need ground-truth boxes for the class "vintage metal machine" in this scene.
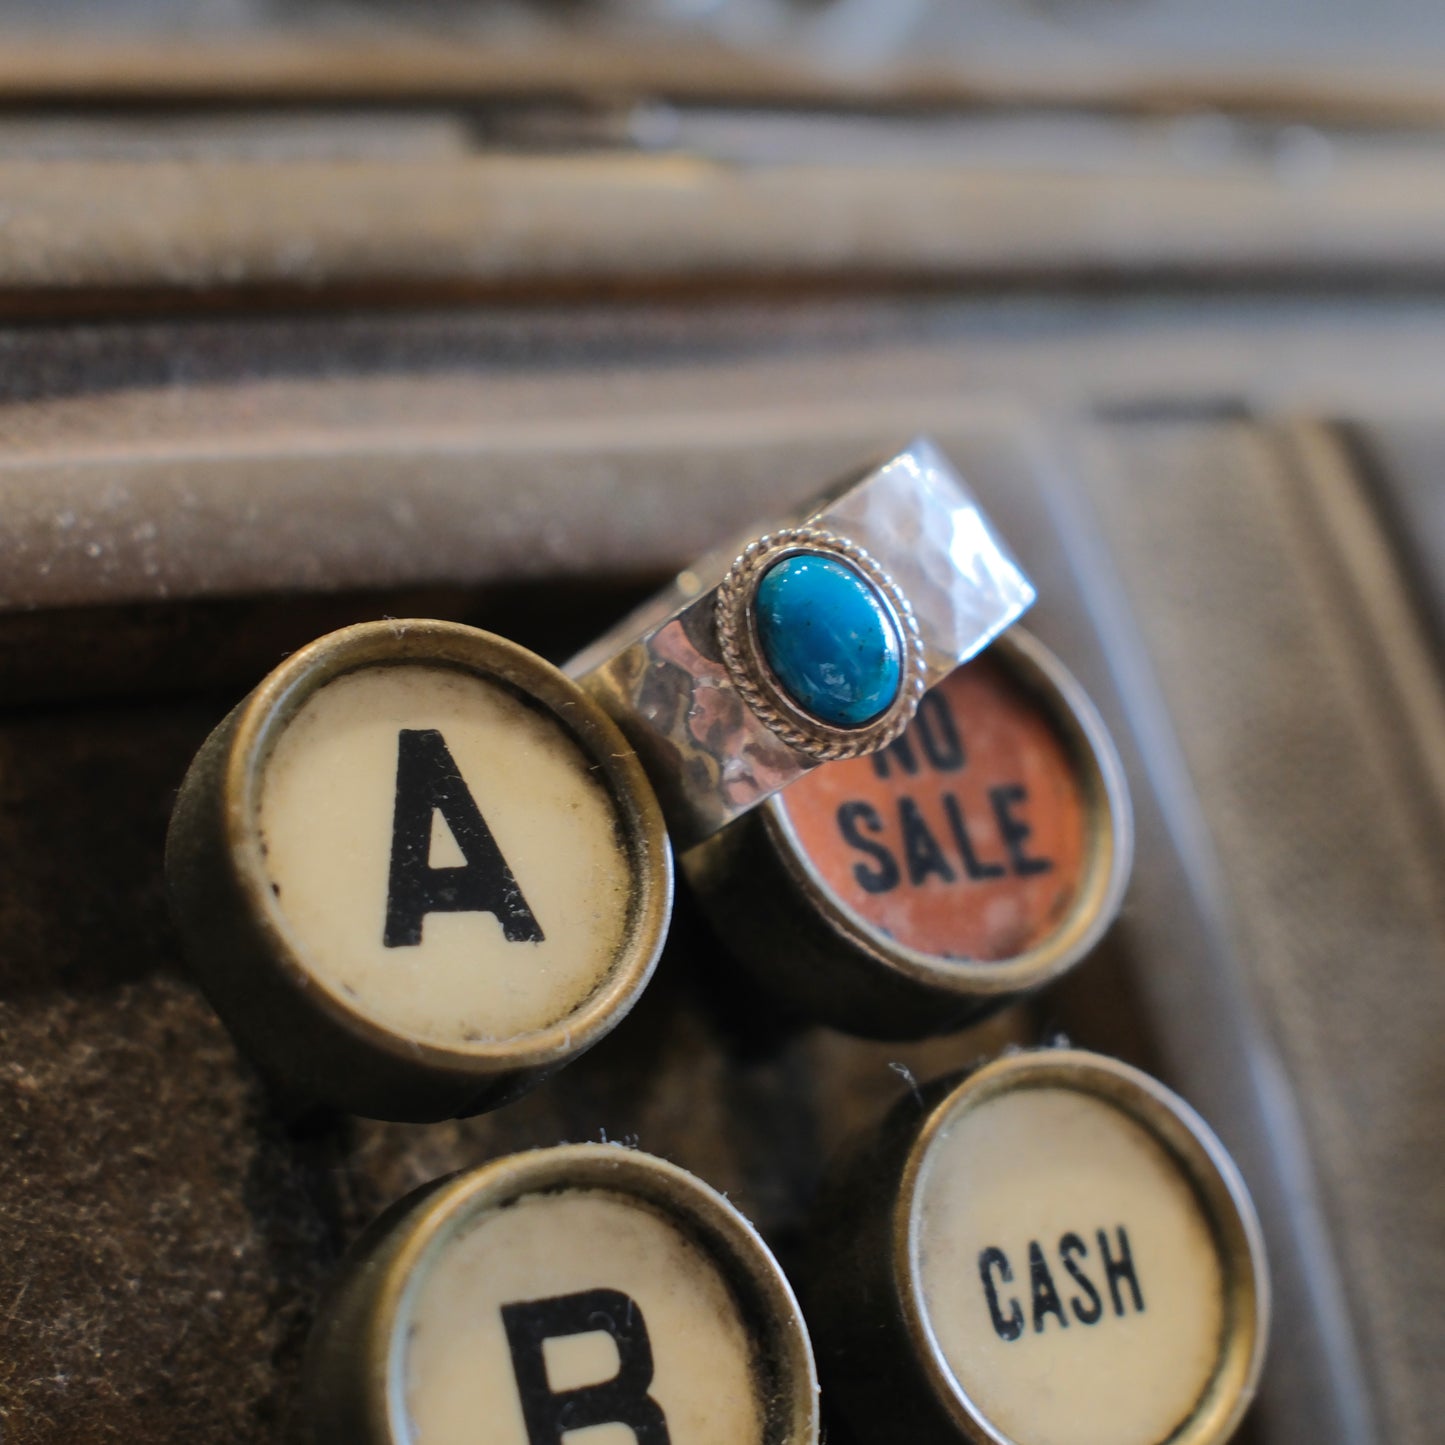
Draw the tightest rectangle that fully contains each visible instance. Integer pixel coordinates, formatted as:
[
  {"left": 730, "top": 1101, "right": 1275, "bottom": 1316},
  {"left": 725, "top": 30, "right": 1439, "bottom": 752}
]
[{"left": 1, "top": 4, "right": 1442, "bottom": 1443}]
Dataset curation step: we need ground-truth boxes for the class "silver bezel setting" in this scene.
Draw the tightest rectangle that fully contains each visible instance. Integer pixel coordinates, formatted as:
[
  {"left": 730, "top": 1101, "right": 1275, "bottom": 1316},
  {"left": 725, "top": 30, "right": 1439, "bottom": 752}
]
[{"left": 715, "top": 527, "right": 927, "bottom": 761}]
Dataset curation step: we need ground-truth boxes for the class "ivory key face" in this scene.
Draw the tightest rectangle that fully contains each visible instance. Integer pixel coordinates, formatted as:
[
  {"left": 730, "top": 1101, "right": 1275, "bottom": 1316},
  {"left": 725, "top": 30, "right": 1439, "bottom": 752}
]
[
  {"left": 165, "top": 621, "right": 672, "bottom": 1120},
  {"left": 258, "top": 662, "right": 632, "bottom": 1047}
]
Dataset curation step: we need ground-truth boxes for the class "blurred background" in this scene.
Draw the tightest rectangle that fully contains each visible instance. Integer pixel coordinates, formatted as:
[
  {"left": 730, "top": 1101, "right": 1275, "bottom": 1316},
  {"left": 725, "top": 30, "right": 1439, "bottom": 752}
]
[{"left": 0, "top": 4, "right": 1442, "bottom": 1443}]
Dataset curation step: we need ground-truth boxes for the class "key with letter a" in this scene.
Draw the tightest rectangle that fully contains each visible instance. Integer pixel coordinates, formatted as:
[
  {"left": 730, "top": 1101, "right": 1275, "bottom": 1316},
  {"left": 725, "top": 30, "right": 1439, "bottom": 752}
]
[
  {"left": 165, "top": 619, "right": 672, "bottom": 1121},
  {"left": 303, "top": 1145, "right": 820, "bottom": 1445}
]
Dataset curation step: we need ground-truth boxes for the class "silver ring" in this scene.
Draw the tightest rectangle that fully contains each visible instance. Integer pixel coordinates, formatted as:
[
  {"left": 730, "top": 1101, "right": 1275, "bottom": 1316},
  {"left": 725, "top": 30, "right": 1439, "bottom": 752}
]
[{"left": 568, "top": 436, "right": 1036, "bottom": 851}]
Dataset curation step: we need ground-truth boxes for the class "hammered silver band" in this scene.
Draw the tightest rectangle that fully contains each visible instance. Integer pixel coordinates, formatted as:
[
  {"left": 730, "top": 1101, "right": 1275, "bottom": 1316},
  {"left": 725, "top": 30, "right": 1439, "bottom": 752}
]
[{"left": 566, "top": 437, "right": 1036, "bottom": 851}]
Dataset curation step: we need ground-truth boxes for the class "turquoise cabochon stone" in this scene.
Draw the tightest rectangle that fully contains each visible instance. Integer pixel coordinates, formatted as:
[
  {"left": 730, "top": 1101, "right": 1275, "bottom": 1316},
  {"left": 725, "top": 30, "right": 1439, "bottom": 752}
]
[{"left": 754, "top": 553, "right": 903, "bottom": 728}]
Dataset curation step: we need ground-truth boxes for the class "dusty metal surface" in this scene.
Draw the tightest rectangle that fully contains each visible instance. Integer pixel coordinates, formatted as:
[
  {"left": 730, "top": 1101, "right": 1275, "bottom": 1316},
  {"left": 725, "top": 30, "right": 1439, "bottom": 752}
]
[
  {"left": 6, "top": 296, "right": 1445, "bottom": 616},
  {"left": 0, "top": 3, "right": 1444, "bottom": 124},
  {"left": 1, "top": 120, "right": 1445, "bottom": 305}
]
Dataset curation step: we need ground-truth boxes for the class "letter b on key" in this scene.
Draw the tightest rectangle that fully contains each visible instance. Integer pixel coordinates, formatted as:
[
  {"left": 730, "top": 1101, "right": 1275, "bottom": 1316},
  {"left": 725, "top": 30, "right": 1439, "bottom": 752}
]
[
  {"left": 301, "top": 1146, "right": 820, "bottom": 1445},
  {"left": 502, "top": 1289, "right": 670, "bottom": 1445}
]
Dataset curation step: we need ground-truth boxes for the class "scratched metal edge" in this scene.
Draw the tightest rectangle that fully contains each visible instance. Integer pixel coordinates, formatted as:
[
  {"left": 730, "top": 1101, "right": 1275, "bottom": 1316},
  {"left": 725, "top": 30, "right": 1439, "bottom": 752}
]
[
  {"left": 4, "top": 150, "right": 1445, "bottom": 302},
  {"left": 0, "top": 30, "right": 1441, "bottom": 127}
]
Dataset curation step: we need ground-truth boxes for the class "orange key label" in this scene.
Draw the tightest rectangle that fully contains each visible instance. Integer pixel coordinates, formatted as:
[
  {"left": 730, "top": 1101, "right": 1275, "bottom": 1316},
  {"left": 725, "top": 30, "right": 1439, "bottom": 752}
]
[{"left": 775, "top": 654, "right": 1088, "bottom": 963}]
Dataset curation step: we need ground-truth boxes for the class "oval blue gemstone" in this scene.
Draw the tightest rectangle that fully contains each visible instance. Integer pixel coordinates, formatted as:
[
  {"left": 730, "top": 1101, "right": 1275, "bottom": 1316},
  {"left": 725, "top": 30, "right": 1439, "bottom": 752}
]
[{"left": 754, "top": 553, "right": 903, "bottom": 728}]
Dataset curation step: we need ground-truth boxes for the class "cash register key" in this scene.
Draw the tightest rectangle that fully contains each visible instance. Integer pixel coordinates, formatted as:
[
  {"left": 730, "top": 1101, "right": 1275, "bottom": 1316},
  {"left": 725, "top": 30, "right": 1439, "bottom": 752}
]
[
  {"left": 305, "top": 1144, "right": 820, "bottom": 1445},
  {"left": 806, "top": 1049, "right": 1269, "bottom": 1445},
  {"left": 164, "top": 620, "right": 672, "bottom": 1121},
  {"left": 682, "top": 628, "right": 1131, "bottom": 1038}
]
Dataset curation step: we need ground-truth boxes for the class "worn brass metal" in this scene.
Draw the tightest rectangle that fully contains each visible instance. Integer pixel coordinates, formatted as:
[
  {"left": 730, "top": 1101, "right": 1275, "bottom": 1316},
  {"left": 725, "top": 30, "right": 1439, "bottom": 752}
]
[
  {"left": 305, "top": 1143, "right": 821, "bottom": 1445},
  {"left": 805, "top": 1049, "right": 1269, "bottom": 1445},
  {"left": 683, "top": 628, "right": 1132, "bottom": 1038},
  {"left": 164, "top": 619, "right": 672, "bottom": 1121}
]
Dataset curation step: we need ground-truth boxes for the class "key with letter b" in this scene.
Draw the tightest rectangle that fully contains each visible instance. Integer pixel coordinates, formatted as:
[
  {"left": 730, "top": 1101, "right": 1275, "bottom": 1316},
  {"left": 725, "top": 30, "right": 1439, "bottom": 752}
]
[{"left": 304, "top": 1144, "right": 819, "bottom": 1445}]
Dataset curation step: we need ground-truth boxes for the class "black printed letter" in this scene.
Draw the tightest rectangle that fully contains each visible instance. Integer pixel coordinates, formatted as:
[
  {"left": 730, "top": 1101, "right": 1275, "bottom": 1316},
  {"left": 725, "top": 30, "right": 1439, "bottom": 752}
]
[
  {"left": 978, "top": 1247, "right": 1024, "bottom": 1342},
  {"left": 1059, "top": 1232, "right": 1103, "bottom": 1325},
  {"left": 837, "top": 801, "right": 901, "bottom": 894},
  {"left": 942, "top": 794, "right": 1006, "bottom": 880},
  {"left": 500, "top": 1288, "right": 671, "bottom": 1445},
  {"left": 383, "top": 728, "right": 544, "bottom": 948},
  {"left": 1098, "top": 1225, "right": 1145, "bottom": 1317},
  {"left": 899, "top": 798, "right": 956, "bottom": 886},
  {"left": 914, "top": 690, "right": 965, "bottom": 772},
  {"left": 989, "top": 784, "right": 1053, "bottom": 877},
  {"left": 870, "top": 732, "right": 920, "bottom": 779},
  {"left": 1028, "top": 1241, "right": 1069, "bottom": 1333}
]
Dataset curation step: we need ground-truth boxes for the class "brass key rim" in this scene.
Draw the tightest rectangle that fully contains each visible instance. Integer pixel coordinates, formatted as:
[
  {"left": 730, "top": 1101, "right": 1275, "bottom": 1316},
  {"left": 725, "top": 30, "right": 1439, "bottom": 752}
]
[{"left": 891, "top": 1050, "right": 1270, "bottom": 1445}]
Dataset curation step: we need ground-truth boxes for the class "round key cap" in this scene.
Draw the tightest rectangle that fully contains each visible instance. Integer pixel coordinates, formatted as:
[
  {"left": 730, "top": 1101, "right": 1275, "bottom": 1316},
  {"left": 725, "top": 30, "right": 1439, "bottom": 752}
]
[
  {"left": 807, "top": 1049, "right": 1268, "bottom": 1445},
  {"left": 306, "top": 1144, "right": 819, "bottom": 1445},
  {"left": 165, "top": 620, "right": 672, "bottom": 1120},
  {"left": 684, "top": 629, "right": 1131, "bottom": 1037}
]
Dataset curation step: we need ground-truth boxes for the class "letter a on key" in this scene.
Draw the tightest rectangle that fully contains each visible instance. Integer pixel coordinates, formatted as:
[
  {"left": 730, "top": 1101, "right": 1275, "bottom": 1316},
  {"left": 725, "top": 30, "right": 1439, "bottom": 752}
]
[
  {"left": 384, "top": 728, "right": 544, "bottom": 948},
  {"left": 501, "top": 1288, "right": 671, "bottom": 1445}
]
